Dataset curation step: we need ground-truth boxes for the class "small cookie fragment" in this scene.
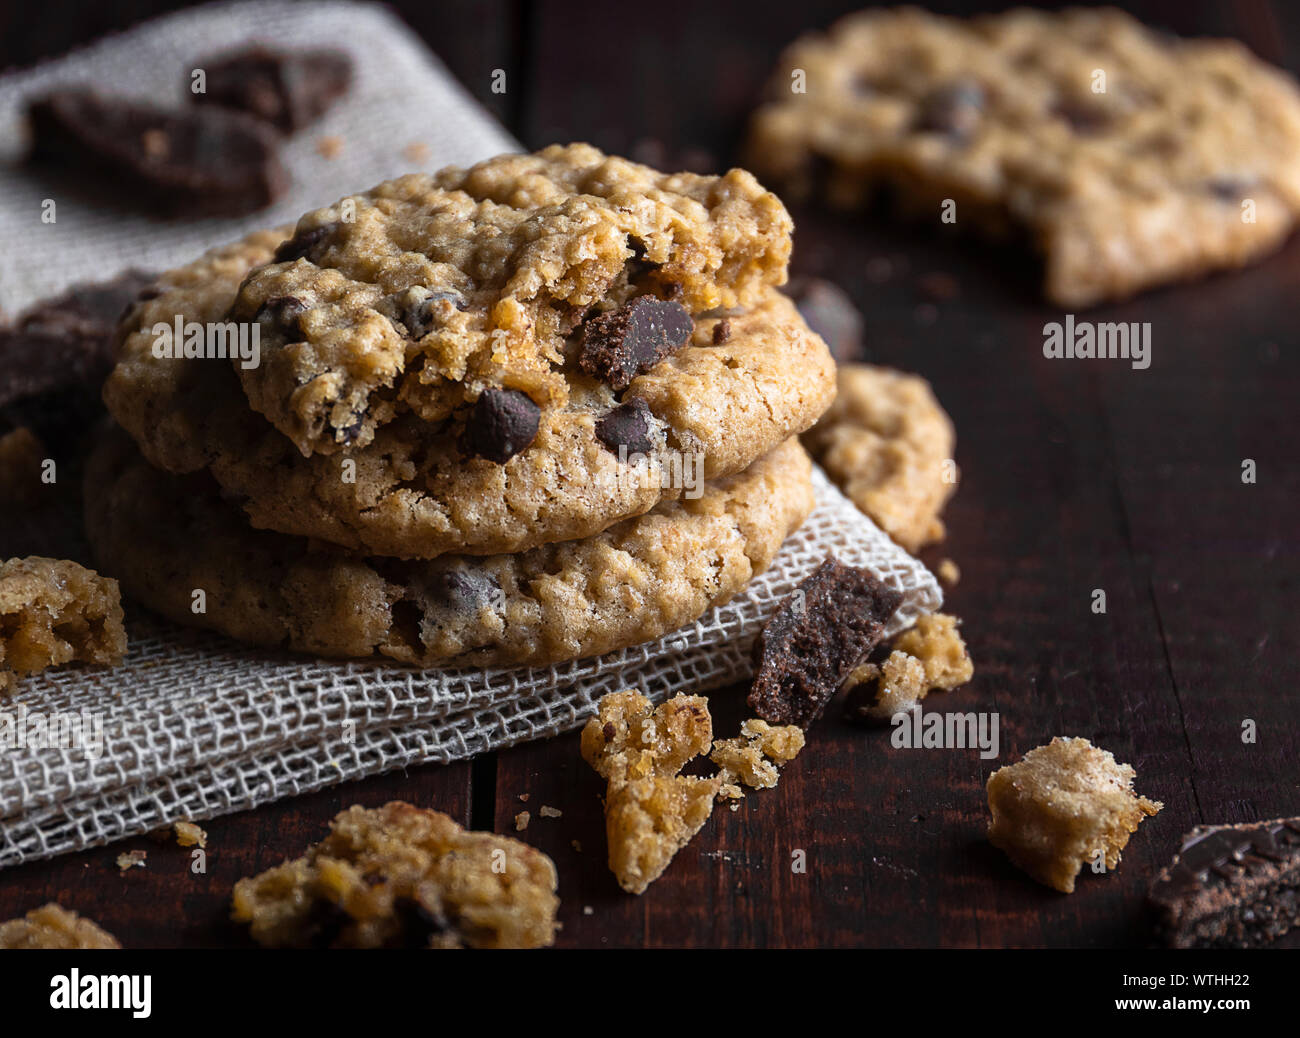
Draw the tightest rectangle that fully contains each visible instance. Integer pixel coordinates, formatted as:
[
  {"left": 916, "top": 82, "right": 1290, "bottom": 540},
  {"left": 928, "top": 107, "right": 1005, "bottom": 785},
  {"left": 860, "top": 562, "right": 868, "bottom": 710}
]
[
  {"left": 175, "top": 821, "right": 208, "bottom": 849},
  {"left": 0, "top": 903, "right": 121, "bottom": 949},
  {"left": 710, "top": 719, "right": 805, "bottom": 800},
  {"left": 987, "top": 737, "right": 1162, "bottom": 894},
  {"left": 1149, "top": 817, "right": 1300, "bottom": 948},
  {"left": 845, "top": 613, "right": 973, "bottom": 723},
  {"left": 937, "top": 558, "right": 960, "bottom": 586},
  {"left": 231, "top": 801, "right": 559, "bottom": 949},
  {"left": 578, "top": 296, "right": 694, "bottom": 390},
  {"left": 581, "top": 690, "right": 720, "bottom": 894},
  {"left": 782, "top": 277, "right": 864, "bottom": 363},
  {"left": 192, "top": 47, "right": 353, "bottom": 133},
  {"left": 27, "top": 90, "right": 288, "bottom": 217},
  {"left": 116, "top": 849, "right": 148, "bottom": 873},
  {"left": 803, "top": 364, "right": 956, "bottom": 553},
  {"left": 0, "top": 556, "right": 127, "bottom": 695},
  {"left": 749, "top": 557, "right": 902, "bottom": 728}
]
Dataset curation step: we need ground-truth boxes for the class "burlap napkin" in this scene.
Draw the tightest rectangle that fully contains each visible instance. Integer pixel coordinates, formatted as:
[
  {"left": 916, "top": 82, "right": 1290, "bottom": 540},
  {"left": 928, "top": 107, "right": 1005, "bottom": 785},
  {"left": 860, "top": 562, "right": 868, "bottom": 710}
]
[{"left": 0, "top": 1, "right": 941, "bottom": 867}]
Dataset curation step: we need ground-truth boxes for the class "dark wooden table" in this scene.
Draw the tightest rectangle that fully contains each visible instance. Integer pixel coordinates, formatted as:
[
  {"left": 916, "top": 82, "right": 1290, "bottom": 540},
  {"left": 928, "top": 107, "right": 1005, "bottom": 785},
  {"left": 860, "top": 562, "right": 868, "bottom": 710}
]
[{"left": 1, "top": 0, "right": 1297, "bottom": 949}]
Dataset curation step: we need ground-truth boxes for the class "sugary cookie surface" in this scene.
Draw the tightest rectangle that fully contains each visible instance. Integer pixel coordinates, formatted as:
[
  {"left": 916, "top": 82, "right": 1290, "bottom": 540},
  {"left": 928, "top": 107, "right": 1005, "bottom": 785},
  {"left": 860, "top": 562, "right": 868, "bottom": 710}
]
[
  {"left": 986, "top": 736, "right": 1162, "bottom": 893},
  {"left": 0, "top": 903, "right": 121, "bottom": 949},
  {"left": 230, "top": 142, "right": 794, "bottom": 455},
  {"left": 803, "top": 364, "right": 955, "bottom": 554},
  {"left": 581, "top": 690, "right": 720, "bottom": 894},
  {"left": 231, "top": 801, "right": 558, "bottom": 948},
  {"left": 749, "top": 7, "right": 1300, "bottom": 304},
  {"left": 0, "top": 556, "right": 127, "bottom": 694}
]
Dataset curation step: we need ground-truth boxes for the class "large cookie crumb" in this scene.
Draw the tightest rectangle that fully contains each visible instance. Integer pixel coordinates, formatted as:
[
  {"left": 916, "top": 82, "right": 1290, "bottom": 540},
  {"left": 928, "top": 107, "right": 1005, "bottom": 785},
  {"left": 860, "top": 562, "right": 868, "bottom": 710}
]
[
  {"left": 0, "top": 903, "right": 121, "bottom": 949},
  {"left": 845, "top": 612, "right": 973, "bottom": 722},
  {"left": 711, "top": 719, "right": 805, "bottom": 800}
]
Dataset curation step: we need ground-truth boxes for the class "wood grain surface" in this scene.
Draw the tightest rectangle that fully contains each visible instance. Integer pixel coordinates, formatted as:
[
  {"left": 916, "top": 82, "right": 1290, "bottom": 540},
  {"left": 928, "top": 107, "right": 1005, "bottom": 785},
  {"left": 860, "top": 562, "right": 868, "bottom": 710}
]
[{"left": 0, "top": 0, "right": 1297, "bottom": 948}]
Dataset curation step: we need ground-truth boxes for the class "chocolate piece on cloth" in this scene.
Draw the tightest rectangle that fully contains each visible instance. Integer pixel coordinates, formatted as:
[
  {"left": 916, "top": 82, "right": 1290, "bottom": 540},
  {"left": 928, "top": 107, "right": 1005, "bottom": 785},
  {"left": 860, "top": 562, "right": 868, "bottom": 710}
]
[
  {"left": 578, "top": 295, "right": 694, "bottom": 389},
  {"left": 26, "top": 90, "right": 288, "bottom": 217},
  {"left": 191, "top": 47, "right": 354, "bottom": 133},
  {"left": 749, "top": 556, "right": 902, "bottom": 728},
  {"left": 1148, "top": 817, "right": 1300, "bottom": 948}
]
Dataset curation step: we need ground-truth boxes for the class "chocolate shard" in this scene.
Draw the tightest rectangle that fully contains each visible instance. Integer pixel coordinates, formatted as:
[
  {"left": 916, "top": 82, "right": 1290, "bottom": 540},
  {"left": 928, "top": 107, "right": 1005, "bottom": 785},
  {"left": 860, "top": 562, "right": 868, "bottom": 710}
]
[
  {"left": 577, "top": 295, "right": 693, "bottom": 390},
  {"left": 1149, "top": 817, "right": 1300, "bottom": 949},
  {"left": 0, "top": 270, "right": 157, "bottom": 454},
  {"left": 594, "top": 398, "right": 655, "bottom": 456},
  {"left": 460, "top": 388, "right": 541, "bottom": 464},
  {"left": 782, "top": 278, "right": 864, "bottom": 364},
  {"left": 192, "top": 47, "right": 353, "bottom": 133},
  {"left": 27, "top": 89, "right": 288, "bottom": 218},
  {"left": 749, "top": 557, "right": 903, "bottom": 728}
]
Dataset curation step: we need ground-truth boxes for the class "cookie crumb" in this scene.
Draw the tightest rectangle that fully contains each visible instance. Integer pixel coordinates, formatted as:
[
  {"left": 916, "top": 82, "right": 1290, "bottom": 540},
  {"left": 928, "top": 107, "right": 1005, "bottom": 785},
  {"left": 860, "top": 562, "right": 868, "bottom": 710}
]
[
  {"left": 987, "top": 737, "right": 1161, "bottom": 893},
  {"left": 711, "top": 719, "right": 805, "bottom": 799},
  {"left": 316, "top": 134, "right": 343, "bottom": 159},
  {"left": 174, "top": 821, "right": 207, "bottom": 848},
  {"left": 937, "top": 558, "right": 960, "bottom": 586},
  {"left": 583, "top": 905, "right": 594, "bottom": 915},
  {"left": 845, "top": 612, "right": 973, "bottom": 722},
  {"left": 571, "top": 840, "right": 582, "bottom": 853},
  {"left": 403, "top": 141, "right": 430, "bottom": 164},
  {"left": 518, "top": 793, "right": 530, "bottom": 802},
  {"left": 116, "top": 849, "right": 147, "bottom": 873},
  {"left": 514, "top": 811, "right": 531, "bottom": 832},
  {"left": 539, "top": 805, "right": 562, "bottom": 819},
  {"left": 0, "top": 903, "right": 120, "bottom": 949}
]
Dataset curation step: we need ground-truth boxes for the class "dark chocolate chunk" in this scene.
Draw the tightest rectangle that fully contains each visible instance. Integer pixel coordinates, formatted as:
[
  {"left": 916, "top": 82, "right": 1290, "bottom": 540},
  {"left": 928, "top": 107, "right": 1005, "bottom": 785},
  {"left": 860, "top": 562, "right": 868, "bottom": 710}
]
[
  {"left": 748, "top": 557, "right": 903, "bottom": 728},
  {"left": 274, "top": 223, "right": 336, "bottom": 264},
  {"left": 460, "top": 388, "right": 540, "bottom": 463},
  {"left": 577, "top": 295, "right": 693, "bottom": 390},
  {"left": 594, "top": 398, "right": 655, "bottom": 456},
  {"left": 711, "top": 318, "right": 732, "bottom": 345},
  {"left": 192, "top": 47, "right": 353, "bottom": 133},
  {"left": 916, "top": 81, "right": 985, "bottom": 140},
  {"left": 254, "top": 295, "right": 309, "bottom": 338},
  {"left": 1149, "top": 817, "right": 1300, "bottom": 948},
  {"left": 782, "top": 277, "right": 864, "bottom": 364},
  {"left": 27, "top": 89, "right": 288, "bottom": 218},
  {"left": 0, "top": 270, "right": 157, "bottom": 455}
]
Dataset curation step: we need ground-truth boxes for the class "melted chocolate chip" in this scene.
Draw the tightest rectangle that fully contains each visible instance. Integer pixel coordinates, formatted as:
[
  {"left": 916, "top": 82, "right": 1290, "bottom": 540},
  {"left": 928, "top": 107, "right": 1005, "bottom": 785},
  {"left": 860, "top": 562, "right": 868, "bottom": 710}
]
[
  {"left": 916, "top": 81, "right": 985, "bottom": 140},
  {"left": 254, "top": 295, "right": 309, "bottom": 338},
  {"left": 594, "top": 398, "right": 655, "bottom": 456},
  {"left": 460, "top": 388, "right": 540, "bottom": 463},
  {"left": 402, "top": 289, "right": 467, "bottom": 339},
  {"left": 577, "top": 295, "right": 694, "bottom": 390},
  {"left": 711, "top": 318, "right": 732, "bottom": 345},
  {"left": 274, "top": 223, "right": 335, "bottom": 263}
]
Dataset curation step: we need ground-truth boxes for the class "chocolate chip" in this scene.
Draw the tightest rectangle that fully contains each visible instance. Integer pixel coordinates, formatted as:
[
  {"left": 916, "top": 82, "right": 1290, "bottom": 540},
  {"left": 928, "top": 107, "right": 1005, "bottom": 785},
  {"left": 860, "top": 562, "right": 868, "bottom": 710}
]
[
  {"left": 711, "top": 318, "right": 732, "bottom": 345},
  {"left": 577, "top": 295, "right": 693, "bottom": 390},
  {"left": 192, "top": 47, "right": 353, "bottom": 134},
  {"left": 401, "top": 289, "right": 467, "bottom": 339},
  {"left": 300, "top": 898, "right": 353, "bottom": 948},
  {"left": 602, "top": 722, "right": 616, "bottom": 741},
  {"left": 748, "top": 557, "right": 903, "bottom": 728},
  {"left": 916, "top": 81, "right": 985, "bottom": 140},
  {"left": 274, "top": 223, "right": 335, "bottom": 263},
  {"left": 782, "top": 277, "right": 864, "bottom": 364},
  {"left": 460, "top": 388, "right": 540, "bottom": 463},
  {"left": 254, "top": 295, "right": 309, "bottom": 338},
  {"left": 594, "top": 398, "right": 655, "bottom": 456}
]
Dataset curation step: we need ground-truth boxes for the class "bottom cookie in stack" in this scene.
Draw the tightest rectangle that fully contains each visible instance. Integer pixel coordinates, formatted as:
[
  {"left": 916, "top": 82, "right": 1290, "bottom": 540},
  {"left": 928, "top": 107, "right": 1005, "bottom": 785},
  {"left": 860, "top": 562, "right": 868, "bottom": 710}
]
[{"left": 84, "top": 428, "right": 813, "bottom": 668}]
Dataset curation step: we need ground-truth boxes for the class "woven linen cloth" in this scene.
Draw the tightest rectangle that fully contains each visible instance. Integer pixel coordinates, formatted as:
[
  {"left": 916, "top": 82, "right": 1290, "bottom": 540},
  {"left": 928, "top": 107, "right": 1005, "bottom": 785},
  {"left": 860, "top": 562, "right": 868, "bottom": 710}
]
[{"left": 0, "top": 1, "right": 943, "bottom": 867}]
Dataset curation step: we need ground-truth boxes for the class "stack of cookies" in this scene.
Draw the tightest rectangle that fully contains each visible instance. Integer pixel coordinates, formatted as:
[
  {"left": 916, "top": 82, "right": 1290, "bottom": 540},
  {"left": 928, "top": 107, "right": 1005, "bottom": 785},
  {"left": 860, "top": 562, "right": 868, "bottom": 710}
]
[{"left": 87, "top": 144, "right": 837, "bottom": 668}]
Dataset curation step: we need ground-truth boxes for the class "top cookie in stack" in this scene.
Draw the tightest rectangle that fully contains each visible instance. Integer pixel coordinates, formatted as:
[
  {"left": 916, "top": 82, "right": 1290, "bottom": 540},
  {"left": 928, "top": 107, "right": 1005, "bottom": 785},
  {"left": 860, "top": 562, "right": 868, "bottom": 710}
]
[
  {"left": 103, "top": 144, "right": 834, "bottom": 559},
  {"left": 90, "top": 145, "right": 835, "bottom": 667}
]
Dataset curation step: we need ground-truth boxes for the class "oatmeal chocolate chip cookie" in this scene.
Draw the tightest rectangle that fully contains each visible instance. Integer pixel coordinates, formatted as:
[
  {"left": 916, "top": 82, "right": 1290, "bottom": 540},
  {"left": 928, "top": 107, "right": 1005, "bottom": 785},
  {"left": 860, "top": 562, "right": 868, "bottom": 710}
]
[
  {"left": 0, "top": 556, "right": 127, "bottom": 695},
  {"left": 228, "top": 143, "right": 795, "bottom": 456},
  {"left": 748, "top": 7, "right": 1300, "bottom": 305},
  {"left": 0, "top": 903, "right": 121, "bottom": 949},
  {"left": 581, "top": 690, "right": 721, "bottom": 894},
  {"left": 802, "top": 364, "right": 956, "bottom": 554},
  {"left": 231, "top": 801, "right": 558, "bottom": 948},
  {"left": 749, "top": 557, "right": 902, "bottom": 728},
  {"left": 105, "top": 225, "right": 832, "bottom": 559},
  {"left": 987, "top": 737, "right": 1162, "bottom": 894},
  {"left": 85, "top": 430, "right": 812, "bottom": 667}
]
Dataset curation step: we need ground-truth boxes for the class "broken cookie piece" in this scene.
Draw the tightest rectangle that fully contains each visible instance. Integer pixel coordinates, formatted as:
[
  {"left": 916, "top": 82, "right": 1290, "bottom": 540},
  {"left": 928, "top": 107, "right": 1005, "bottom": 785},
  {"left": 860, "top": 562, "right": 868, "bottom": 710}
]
[
  {"left": 0, "top": 903, "right": 121, "bottom": 949},
  {"left": 1149, "top": 816, "right": 1300, "bottom": 948},
  {"left": 231, "top": 801, "right": 558, "bottom": 948},
  {"left": 0, "top": 556, "right": 127, "bottom": 695},
  {"left": 845, "top": 612, "right": 973, "bottom": 722},
  {"left": 711, "top": 718, "right": 805, "bottom": 800},
  {"left": 749, "top": 557, "right": 902, "bottom": 728},
  {"left": 581, "top": 690, "right": 720, "bottom": 894},
  {"left": 987, "top": 737, "right": 1162, "bottom": 894}
]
